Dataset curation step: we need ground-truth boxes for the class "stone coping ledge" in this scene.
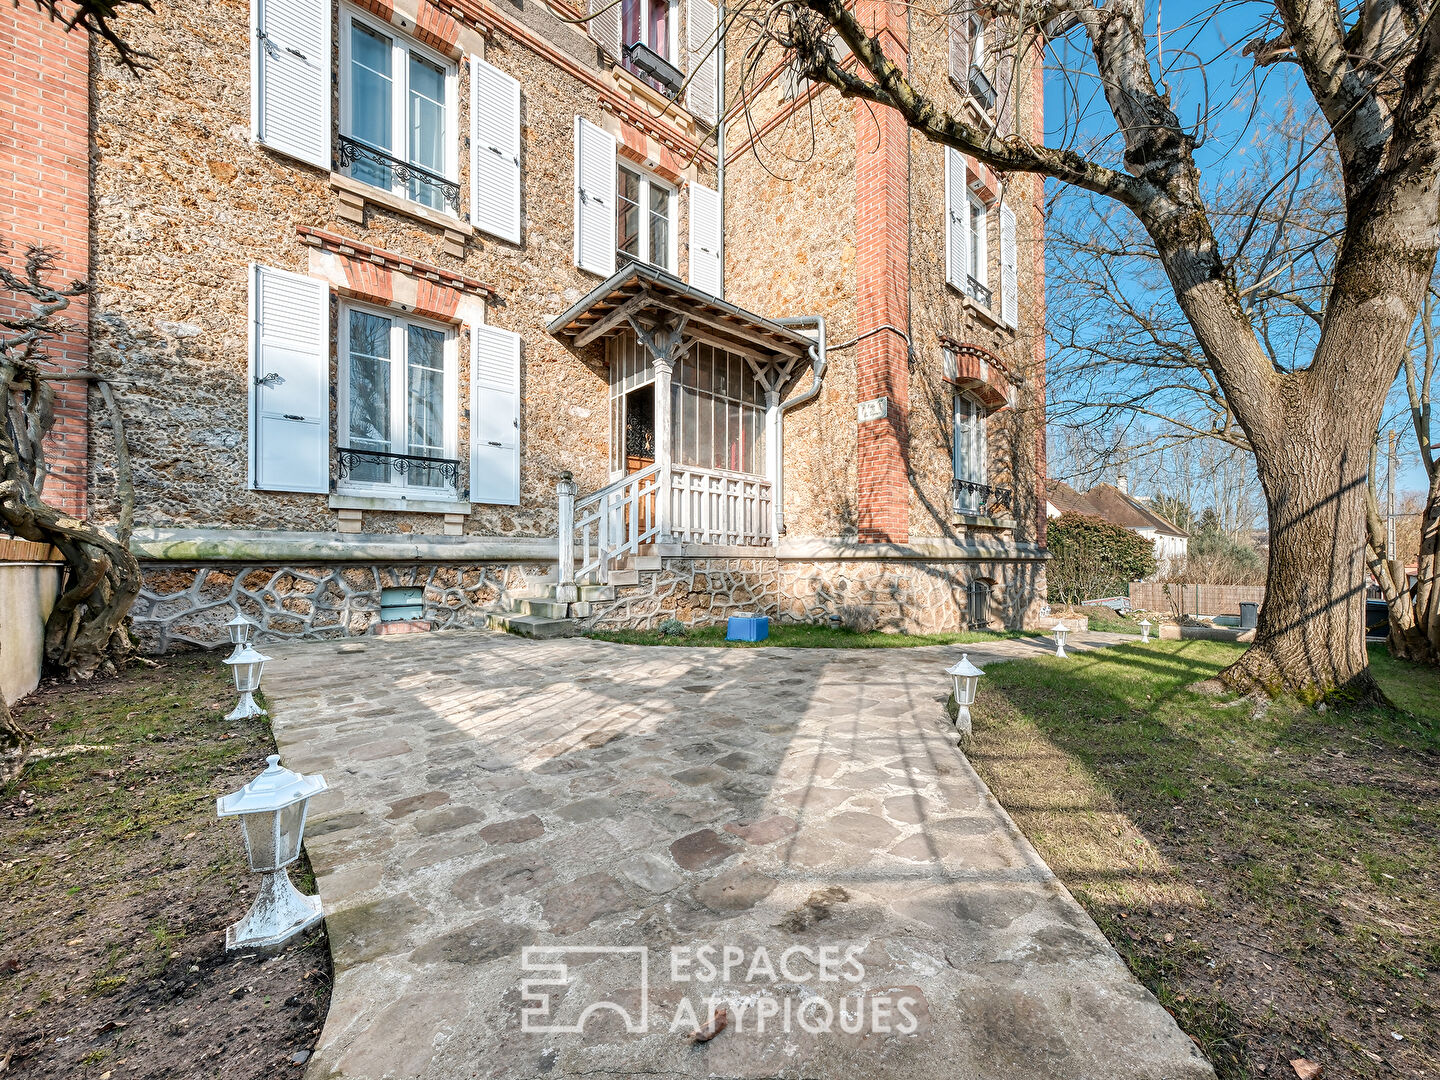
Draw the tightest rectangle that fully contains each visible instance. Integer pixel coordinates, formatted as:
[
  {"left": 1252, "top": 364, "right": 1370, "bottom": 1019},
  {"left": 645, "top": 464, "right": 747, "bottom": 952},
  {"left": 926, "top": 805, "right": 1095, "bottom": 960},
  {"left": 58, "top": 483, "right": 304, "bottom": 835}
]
[
  {"left": 0, "top": 538, "right": 63, "bottom": 563},
  {"left": 129, "top": 528, "right": 556, "bottom": 565},
  {"left": 777, "top": 537, "right": 1049, "bottom": 562},
  {"left": 650, "top": 542, "right": 777, "bottom": 558},
  {"left": 329, "top": 493, "right": 473, "bottom": 515}
]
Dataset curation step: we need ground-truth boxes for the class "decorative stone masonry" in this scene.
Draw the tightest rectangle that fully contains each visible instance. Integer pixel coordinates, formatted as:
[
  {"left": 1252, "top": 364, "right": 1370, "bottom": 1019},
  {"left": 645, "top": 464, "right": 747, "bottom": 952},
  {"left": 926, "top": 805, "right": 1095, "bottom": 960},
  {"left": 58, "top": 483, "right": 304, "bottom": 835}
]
[
  {"left": 580, "top": 558, "right": 782, "bottom": 629},
  {"left": 132, "top": 562, "right": 551, "bottom": 653}
]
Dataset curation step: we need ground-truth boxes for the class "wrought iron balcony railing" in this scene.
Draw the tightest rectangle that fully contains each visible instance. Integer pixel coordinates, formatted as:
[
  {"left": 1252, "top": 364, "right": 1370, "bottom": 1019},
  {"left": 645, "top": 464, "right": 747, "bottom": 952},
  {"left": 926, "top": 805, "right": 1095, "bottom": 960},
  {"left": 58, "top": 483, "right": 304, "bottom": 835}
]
[
  {"left": 953, "top": 478, "right": 1013, "bottom": 518},
  {"left": 336, "top": 447, "right": 463, "bottom": 494},
  {"left": 968, "top": 66, "right": 997, "bottom": 112},
  {"left": 965, "top": 275, "right": 994, "bottom": 310},
  {"left": 336, "top": 135, "right": 464, "bottom": 218}
]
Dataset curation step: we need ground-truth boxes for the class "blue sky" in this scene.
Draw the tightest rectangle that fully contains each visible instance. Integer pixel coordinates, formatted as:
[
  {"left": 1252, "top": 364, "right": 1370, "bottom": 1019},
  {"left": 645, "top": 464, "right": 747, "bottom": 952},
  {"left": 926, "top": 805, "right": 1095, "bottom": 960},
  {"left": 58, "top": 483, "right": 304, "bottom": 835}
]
[{"left": 1040, "top": 1, "right": 1433, "bottom": 496}]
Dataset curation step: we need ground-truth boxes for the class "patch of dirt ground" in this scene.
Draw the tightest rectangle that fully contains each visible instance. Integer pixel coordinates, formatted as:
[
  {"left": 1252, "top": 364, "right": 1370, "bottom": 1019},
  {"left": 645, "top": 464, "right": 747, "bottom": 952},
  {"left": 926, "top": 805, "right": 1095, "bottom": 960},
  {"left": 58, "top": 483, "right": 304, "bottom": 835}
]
[{"left": 0, "top": 654, "right": 330, "bottom": 1078}]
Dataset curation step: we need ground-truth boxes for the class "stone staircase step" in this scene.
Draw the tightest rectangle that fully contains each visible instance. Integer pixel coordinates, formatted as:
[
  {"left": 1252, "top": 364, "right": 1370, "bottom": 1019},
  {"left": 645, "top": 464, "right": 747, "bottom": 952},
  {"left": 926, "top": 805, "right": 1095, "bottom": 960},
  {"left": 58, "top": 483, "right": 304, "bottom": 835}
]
[
  {"left": 628, "top": 555, "right": 662, "bottom": 571},
  {"left": 606, "top": 569, "right": 641, "bottom": 586},
  {"left": 577, "top": 584, "right": 616, "bottom": 601},
  {"left": 569, "top": 601, "right": 594, "bottom": 618},
  {"left": 486, "top": 612, "right": 577, "bottom": 639},
  {"left": 521, "top": 598, "right": 571, "bottom": 619}
]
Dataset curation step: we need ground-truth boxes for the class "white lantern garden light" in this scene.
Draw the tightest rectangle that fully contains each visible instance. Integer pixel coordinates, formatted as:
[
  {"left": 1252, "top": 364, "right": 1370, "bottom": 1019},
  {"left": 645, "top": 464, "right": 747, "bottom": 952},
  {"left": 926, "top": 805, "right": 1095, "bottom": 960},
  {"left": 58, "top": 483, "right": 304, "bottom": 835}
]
[
  {"left": 217, "top": 755, "right": 328, "bottom": 950},
  {"left": 224, "top": 642, "right": 271, "bottom": 721},
  {"left": 1140, "top": 619, "right": 1152, "bottom": 643},
  {"left": 225, "top": 610, "right": 258, "bottom": 658},
  {"left": 1052, "top": 621, "right": 1071, "bottom": 659},
  {"left": 946, "top": 653, "right": 985, "bottom": 738}
]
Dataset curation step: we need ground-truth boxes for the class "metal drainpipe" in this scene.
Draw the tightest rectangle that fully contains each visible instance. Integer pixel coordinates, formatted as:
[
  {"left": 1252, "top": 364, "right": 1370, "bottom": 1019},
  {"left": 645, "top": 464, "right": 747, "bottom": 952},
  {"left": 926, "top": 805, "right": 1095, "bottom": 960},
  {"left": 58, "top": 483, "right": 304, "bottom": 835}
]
[
  {"left": 769, "top": 315, "right": 828, "bottom": 537},
  {"left": 716, "top": 0, "right": 726, "bottom": 290}
]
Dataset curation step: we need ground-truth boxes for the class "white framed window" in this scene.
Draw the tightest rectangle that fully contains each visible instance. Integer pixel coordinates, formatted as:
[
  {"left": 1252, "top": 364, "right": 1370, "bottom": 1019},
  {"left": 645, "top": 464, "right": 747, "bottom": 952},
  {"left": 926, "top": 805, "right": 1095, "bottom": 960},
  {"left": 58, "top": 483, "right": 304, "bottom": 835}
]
[
  {"left": 953, "top": 391, "right": 988, "bottom": 514},
  {"left": 617, "top": 163, "right": 676, "bottom": 272},
  {"left": 621, "top": 0, "right": 678, "bottom": 65},
  {"left": 338, "top": 303, "right": 460, "bottom": 496},
  {"left": 968, "top": 193, "right": 989, "bottom": 289},
  {"left": 339, "top": 6, "right": 459, "bottom": 214}
]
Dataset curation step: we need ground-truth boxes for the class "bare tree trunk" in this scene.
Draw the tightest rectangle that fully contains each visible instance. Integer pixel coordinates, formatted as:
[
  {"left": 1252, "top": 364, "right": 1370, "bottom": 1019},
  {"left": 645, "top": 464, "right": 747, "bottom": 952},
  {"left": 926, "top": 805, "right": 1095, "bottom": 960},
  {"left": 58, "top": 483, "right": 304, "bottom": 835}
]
[{"left": 1224, "top": 421, "right": 1381, "bottom": 699}]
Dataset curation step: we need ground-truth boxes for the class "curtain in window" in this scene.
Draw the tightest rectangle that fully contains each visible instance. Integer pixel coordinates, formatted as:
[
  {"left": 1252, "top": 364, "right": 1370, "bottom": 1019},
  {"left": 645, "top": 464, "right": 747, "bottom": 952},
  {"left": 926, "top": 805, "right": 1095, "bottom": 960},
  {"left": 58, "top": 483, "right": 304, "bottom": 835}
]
[
  {"left": 347, "top": 310, "right": 392, "bottom": 483},
  {"left": 953, "top": 393, "right": 987, "bottom": 513},
  {"left": 406, "top": 325, "right": 447, "bottom": 486},
  {"left": 407, "top": 53, "right": 447, "bottom": 208},
  {"left": 670, "top": 344, "right": 764, "bottom": 475}
]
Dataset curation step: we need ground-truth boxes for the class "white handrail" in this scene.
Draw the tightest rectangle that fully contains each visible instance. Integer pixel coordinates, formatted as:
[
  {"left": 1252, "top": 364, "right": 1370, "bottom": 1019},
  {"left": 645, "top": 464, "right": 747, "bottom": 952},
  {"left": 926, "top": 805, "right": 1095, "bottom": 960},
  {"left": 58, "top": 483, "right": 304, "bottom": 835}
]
[{"left": 563, "top": 462, "right": 663, "bottom": 585}]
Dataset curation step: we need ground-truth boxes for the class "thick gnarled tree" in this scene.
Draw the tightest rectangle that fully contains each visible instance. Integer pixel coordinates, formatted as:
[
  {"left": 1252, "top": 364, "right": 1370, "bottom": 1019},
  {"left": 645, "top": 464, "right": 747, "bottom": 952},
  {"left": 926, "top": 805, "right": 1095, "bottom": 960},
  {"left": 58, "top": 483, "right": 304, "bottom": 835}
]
[
  {"left": 1, "top": 246, "right": 139, "bottom": 713},
  {"left": 752, "top": 0, "right": 1440, "bottom": 700}
]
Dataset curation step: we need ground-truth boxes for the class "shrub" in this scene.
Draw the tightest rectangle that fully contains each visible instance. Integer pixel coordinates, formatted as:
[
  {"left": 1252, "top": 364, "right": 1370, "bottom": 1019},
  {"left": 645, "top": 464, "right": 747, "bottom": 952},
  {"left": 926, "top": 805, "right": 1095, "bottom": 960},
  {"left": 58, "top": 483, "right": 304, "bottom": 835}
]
[
  {"left": 657, "top": 618, "right": 686, "bottom": 637},
  {"left": 1047, "top": 512, "right": 1158, "bottom": 604}
]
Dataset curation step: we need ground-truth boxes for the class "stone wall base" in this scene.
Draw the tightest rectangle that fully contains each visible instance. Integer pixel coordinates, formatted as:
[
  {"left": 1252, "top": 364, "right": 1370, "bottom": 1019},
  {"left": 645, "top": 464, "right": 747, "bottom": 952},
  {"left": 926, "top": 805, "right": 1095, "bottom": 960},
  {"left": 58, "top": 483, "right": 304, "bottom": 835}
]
[
  {"left": 134, "top": 549, "right": 1047, "bottom": 651},
  {"left": 132, "top": 562, "right": 552, "bottom": 653}
]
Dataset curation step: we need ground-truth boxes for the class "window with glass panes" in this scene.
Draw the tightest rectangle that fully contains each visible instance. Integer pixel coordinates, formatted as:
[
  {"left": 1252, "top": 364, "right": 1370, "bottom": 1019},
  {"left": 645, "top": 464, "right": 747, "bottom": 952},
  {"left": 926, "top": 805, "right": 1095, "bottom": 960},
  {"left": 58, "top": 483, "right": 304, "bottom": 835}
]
[
  {"left": 340, "top": 306, "right": 457, "bottom": 492},
  {"left": 617, "top": 164, "right": 674, "bottom": 271},
  {"left": 968, "top": 195, "right": 988, "bottom": 287},
  {"left": 953, "top": 391, "right": 987, "bottom": 513},
  {"left": 671, "top": 344, "right": 765, "bottom": 476},
  {"left": 341, "top": 7, "right": 455, "bottom": 211}
]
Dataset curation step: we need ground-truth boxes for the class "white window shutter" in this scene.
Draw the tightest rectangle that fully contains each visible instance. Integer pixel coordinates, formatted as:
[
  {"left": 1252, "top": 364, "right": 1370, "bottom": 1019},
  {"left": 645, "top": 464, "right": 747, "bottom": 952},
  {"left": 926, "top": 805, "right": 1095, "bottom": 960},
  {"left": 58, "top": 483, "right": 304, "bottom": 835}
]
[
  {"left": 251, "top": 0, "right": 331, "bottom": 170},
  {"left": 574, "top": 116, "right": 617, "bottom": 277},
  {"left": 588, "top": 0, "right": 621, "bottom": 61},
  {"left": 1000, "top": 201, "right": 1019, "bottom": 328},
  {"left": 686, "top": 0, "right": 719, "bottom": 125},
  {"left": 948, "top": 12, "right": 970, "bottom": 88},
  {"left": 470, "top": 324, "right": 522, "bottom": 506},
  {"left": 945, "top": 148, "right": 969, "bottom": 290},
  {"left": 471, "top": 57, "right": 522, "bottom": 245},
  {"left": 249, "top": 264, "right": 330, "bottom": 493},
  {"left": 688, "top": 182, "right": 723, "bottom": 297}
]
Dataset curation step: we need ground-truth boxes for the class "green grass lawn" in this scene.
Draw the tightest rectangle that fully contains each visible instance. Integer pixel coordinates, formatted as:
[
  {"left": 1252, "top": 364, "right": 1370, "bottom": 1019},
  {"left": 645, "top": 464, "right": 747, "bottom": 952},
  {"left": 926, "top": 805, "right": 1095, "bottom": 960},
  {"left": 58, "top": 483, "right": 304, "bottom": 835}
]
[
  {"left": 0, "top": 655, "right": 330, "bottom": 1077},
  {"left": 964, "top": 640, "right": 1439, "bottom": 1079},
  {"left": 587, "top": 622, "right": 1040, "bottom": 648}
]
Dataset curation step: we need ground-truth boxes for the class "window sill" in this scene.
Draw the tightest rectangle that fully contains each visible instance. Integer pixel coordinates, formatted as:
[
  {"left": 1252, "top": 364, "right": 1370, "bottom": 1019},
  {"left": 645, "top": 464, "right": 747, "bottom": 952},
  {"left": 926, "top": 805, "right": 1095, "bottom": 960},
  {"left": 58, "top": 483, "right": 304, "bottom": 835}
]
[
  {"left": 329, "top": 172, "right": 472, "bottom": 248},
  {"left": 952, "top": 512, "right": 1018, "bottom": 530},
  {"left": 958, "top": 291, "right": 1013, "bottom": 333},
  {"left": 609, "top": 65, "right": 697, "bottom": 140},
  {"left": 330, "top": 492, "right": 473, "bottom": 515}
]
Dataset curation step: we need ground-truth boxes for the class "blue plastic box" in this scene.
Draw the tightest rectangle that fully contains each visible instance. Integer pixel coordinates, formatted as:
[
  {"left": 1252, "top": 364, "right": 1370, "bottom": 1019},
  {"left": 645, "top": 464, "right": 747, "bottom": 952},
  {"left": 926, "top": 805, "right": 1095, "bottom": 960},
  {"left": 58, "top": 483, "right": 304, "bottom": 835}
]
[{"left": 725, "top": 614, "right": 770, "bottom": 642}]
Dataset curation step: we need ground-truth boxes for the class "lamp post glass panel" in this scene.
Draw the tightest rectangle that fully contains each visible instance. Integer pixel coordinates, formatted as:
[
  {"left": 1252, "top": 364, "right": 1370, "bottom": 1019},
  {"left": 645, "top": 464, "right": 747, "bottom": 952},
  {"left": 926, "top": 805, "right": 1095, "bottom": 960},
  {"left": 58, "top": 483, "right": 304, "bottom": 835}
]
[
  {"left": 1140, "top": 619, "right": 1152, "bottom": 643},
  {"left": 224, "top": 643, "right": 271, "bottom": 721},
  {"left": 216, "top": 755, "right": 329, "bottom": 950},
  {"left": 946, "top": 653, "right": 985, "bottom": 738},
  {"left": 225, "top": 611, "right": 258, "bottom": 658},
  {"left": 1052, "top": 622, "right": 1070, "bottom": 659}
]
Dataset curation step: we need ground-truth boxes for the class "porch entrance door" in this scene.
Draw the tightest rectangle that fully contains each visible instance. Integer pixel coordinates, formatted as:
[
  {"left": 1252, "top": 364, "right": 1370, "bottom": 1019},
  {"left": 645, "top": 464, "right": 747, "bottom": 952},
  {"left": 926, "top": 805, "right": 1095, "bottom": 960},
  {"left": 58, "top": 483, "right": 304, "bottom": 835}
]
[{"left": 623, "top": 385, "right": 657, "bottom": 535}]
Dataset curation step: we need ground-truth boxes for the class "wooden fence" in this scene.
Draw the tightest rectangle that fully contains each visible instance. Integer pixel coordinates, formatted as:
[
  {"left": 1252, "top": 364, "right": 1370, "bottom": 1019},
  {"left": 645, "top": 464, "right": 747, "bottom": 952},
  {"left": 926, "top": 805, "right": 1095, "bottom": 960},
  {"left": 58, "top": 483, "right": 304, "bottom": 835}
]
[{"left": 1128, "top": 582, "right": 1265, "bottom": 617}]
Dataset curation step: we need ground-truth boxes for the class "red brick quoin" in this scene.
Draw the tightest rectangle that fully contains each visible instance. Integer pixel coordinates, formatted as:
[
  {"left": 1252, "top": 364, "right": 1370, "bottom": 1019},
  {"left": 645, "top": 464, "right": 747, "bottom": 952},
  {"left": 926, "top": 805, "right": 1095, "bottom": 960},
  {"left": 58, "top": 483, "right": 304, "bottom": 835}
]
[
  {"left": 852, "top": 0, "right": 911, "bottom": 544},
  {"left": 1, "top": 4, "right": 90, "bottom": 519}
]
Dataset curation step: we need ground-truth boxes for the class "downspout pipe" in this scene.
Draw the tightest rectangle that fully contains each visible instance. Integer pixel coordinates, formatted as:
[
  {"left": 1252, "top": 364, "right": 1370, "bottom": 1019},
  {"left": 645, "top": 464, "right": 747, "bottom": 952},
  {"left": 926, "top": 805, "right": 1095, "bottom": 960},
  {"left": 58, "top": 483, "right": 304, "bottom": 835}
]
[
  {"left": 768, "top": 315, "right": 828, "bottom": 537},
  {"left": 716, "top": 0, "right": 726, "bottom": 290}
]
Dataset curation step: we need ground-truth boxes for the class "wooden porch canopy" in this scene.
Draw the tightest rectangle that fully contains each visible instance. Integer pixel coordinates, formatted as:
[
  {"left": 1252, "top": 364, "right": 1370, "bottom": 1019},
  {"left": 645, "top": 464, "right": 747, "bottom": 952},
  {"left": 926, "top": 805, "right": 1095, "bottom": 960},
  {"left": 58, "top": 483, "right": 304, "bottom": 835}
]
[{"left": 546, "top": 263, "right": 814, "bottom": 367}]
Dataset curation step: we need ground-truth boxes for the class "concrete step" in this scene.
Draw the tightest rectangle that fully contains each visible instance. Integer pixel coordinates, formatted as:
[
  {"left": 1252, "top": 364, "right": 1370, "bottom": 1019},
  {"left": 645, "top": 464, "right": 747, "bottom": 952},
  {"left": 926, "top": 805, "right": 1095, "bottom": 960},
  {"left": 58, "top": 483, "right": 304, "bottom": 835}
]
[
  {"left": 569, "top": 601, "right": 594, "bottom": 618},
  {"left": 487, "top": 612, "right": 577, "bottom": 639},
  {"left": 607, "top": 569, "right": 641, "bottom": 586},
  {"left": 520, "top": 598, "right": 571, "bottom": 619},
  {"left": 628, "top": 555, "right": 662, "bottom": 571},
  {"left": 578, "top": 584, "right": 616, "bottom": 602}
]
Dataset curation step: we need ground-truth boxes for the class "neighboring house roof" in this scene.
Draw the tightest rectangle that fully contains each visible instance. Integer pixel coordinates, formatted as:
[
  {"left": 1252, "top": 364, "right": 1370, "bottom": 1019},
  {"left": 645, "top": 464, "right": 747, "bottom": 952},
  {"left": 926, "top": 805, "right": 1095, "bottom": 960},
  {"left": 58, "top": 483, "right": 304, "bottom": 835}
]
[{"left": 1046, "top": 480, "right": 1188, "bottom": 538}]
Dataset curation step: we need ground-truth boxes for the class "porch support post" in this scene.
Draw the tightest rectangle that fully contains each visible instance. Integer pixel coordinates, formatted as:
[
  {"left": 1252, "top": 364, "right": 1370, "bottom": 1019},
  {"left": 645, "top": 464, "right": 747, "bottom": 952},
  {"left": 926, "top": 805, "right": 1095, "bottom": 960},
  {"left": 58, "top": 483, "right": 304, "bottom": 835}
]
[
  {"left": 626, "top": 312, "right": 688, "bottom": 546},
  {"left": 653, "top": 355, "right": 675, "bottom": 544},
  {"left": 765, "top": 388, "right": 782, "bottom": 544},
  {"left": 556, "top": 472, "right": 578, "bottom": 603}
]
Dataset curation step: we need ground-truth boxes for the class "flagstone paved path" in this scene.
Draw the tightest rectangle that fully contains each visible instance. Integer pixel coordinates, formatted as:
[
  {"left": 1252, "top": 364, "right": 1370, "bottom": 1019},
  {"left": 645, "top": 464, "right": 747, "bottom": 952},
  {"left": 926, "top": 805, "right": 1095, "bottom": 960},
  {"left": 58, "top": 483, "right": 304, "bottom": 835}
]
[{"left": 264, "top": 629, "right": 1213, "bottom": 1080}]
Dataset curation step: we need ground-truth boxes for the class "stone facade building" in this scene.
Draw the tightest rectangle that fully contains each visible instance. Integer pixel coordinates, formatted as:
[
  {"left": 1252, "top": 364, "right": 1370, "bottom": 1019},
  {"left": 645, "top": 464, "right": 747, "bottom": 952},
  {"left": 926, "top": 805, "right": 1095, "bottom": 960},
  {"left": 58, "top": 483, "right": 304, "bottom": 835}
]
[{"left": 5, "top": 0, "right": 1048, "bottom": 649}]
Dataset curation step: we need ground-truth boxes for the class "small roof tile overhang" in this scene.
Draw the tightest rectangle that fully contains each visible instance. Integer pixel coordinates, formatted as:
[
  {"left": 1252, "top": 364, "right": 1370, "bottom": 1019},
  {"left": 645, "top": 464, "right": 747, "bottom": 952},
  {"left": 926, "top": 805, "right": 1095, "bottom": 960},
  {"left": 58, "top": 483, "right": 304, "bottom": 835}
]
[
  {"left": 546, "top": 263, "right": 814, "bottom": 362},
  {"left": 941, "top": 338, "right": 1016, "bottom": 412}
]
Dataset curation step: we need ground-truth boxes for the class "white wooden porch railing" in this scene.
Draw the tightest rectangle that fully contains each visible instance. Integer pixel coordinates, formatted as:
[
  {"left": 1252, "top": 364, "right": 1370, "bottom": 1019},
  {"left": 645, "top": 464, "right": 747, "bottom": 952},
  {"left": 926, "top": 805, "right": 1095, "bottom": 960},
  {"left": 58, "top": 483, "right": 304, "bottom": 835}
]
[
  {"left": 557, "top": 465, "right": 773, "bottom": 593},
  {"left": 558, "top": 463, "right": 662, "bottom": 587},
  {"left": 669, "top": 466, "right": 773, "bottom": 547}
]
